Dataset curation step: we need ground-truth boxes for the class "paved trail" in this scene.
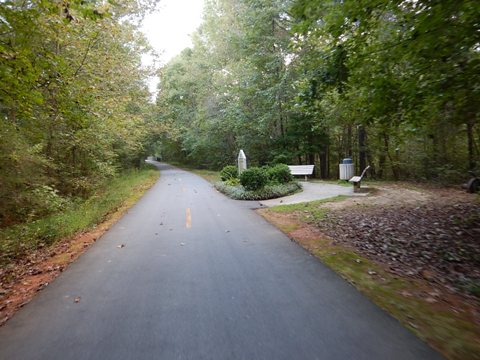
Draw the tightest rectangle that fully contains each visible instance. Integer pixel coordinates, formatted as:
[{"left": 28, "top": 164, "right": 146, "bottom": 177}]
[{"left": 0, "top": 163, "right": 442, "bottom": 360}]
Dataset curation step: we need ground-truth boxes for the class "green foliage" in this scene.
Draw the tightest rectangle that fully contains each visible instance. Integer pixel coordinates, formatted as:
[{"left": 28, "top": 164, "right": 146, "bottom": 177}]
[
  {"left": 154, "top": 0, "right": 293, "bottom": 167},
  {"left": 220, "top": 165, "right": 238, "bottom": 181},
  {"left": 214, "top": 181, "right": 301, "bottom": 201},
  {"left": 266, "top": 164, "right": 293, "bottom": 184},
  {"left": 224, "top": 178, "right": 241, "bottom": 186},
  {"left": 0, "top": 168, "right": 159, "bottom": 266},
  {"left": 29, "top": 185, "right": 71, "bottom": 219},
  {"left": 271, "top": 154, "right": 291, "bottom": 165},
  {"left": 240, "top": 167, "right": 268, "bottom": 191},
  {"left": 0, "top": 0, "right": 156, "bottom": 226},
  {"left": 153, "top": 0, "right": 479, "bottom": 184}
]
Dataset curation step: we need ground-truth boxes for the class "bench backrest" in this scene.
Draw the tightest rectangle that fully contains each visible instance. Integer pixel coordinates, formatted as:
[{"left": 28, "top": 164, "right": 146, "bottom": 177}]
[
  {"left": 359, "top": 165, "right": 371, "bottom": 179},
  {"left": 288, "top": 165, "right": 314, "bottom": 176}
]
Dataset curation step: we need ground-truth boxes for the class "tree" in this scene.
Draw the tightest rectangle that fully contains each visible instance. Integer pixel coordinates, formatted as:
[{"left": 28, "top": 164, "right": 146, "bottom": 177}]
[{"left": 0, "top": 0, "right": 157, "bottom": 226}]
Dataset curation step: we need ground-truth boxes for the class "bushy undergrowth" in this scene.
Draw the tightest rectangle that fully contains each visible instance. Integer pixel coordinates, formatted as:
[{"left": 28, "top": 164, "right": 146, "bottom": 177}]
[
  {"left": 266, "top": 164, "right": 293, "bottom": 184},
  {"left": 220, "top": 165, "right": 238, "bottom": 181},
  {"left": 0, "top": 167, "right": 159, "bottom": 266},
  {"left": 214, "top": 181, "right": 301, "bottom": 201},
  {"left": 240, "top": 167, "right": 268, "bottom": 191},
  {"left": 216, "top": 163, "right": 300, "bottom": 200}
]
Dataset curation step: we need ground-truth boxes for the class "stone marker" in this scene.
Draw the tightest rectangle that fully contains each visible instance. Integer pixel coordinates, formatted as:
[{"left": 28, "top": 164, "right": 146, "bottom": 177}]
[{"left": 238, "top": 149, "right": 247, "bottom": 175}]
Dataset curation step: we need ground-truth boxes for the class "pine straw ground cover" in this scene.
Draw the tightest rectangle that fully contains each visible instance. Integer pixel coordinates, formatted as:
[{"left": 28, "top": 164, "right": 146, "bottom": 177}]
[{"left": 258, "top": 183, "right": 480, "bottom": 360}]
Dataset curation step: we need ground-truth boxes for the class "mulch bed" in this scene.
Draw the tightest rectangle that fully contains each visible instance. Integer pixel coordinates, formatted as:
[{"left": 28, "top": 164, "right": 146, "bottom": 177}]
[{"left": 319, "top": 201, "right": 480, "bottom": 296}]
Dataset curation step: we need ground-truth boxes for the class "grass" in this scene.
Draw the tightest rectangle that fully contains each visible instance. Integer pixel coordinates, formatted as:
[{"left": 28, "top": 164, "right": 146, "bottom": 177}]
[
  {"left": 189, "top": 169, "right": 221, "bottom": 183},
  {"left": 0, "top": 167, "right": 159, "bottom": 266},
  {"left": 269, "top": 195, "right": 347, "bottom": 222},
  {"left": 167, "top": 162, "right": 221, "bottom": 183},
  {"left": 314, "top": 244, "right": 480, "bottom": 360},
  {"left": 310, "top": 179, "right": 353, "bottom": 187},
  {"left": 260, "top": 199, "right": 480, "bottom": 360}
]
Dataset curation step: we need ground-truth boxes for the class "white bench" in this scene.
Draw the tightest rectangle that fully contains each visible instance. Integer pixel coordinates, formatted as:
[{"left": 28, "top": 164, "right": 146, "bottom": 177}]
[
  {"left": 288, "top": 165, "right": 315, "bottom": 181},
  {"left": 349, "top": 165, "right": 370, "bottom": 192}
]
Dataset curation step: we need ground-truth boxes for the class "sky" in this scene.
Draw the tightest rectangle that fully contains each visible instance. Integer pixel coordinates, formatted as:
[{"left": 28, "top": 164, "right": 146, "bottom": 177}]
[{"left": 141, "top": 0, "right": 205, "bottom": 97}]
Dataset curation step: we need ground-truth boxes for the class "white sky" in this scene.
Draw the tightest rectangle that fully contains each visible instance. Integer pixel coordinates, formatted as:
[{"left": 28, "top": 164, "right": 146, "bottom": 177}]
[{"left": 141, "top": 0, "right": 205, "bottom": 97}]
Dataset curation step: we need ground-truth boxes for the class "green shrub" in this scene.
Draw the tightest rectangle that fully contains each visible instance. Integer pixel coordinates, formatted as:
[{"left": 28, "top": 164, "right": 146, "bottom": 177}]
[
  {"left": 220, "top": 165, "right": 238, "bottom": 181},
  {"left": 266, "top": 164, "right": 293, "bottom": 184},
  {"left": 0, "top": 168, "right": 159, "bottom": 266},
  {"left": 224, "top": 178, "right": 240, "bottom": 186},
  {"left": 29, "top": 185, "right": 70, "bottom": 219},
  {"left": 240, "top": 167, "right": 268, "bottom": 191}
]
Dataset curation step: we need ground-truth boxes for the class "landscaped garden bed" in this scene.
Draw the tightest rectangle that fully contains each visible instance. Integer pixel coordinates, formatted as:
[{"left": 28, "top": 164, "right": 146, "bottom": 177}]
[{"left": 214, "top": 164, "right": 302, "bottom": 201}]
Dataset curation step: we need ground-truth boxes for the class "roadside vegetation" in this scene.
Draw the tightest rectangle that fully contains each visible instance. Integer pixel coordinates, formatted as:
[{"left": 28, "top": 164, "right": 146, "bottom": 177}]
[
  {"left": 0, "top": 166, "right": 159, "bottom": 267},
  {"left": 214, "top": 164, "right": 301, "bottom": 200},
  {"left": 169, "top": 163, "right": 222, "bottom": 183},
  {"left": 151, "top": 0, "right": 478, "bottom": 186},
  {"left": 0, "top": 0, "right": 158, "bottom": 229},
  {"left": 259, "top": 186, "right": 480, "bottom": 360}
]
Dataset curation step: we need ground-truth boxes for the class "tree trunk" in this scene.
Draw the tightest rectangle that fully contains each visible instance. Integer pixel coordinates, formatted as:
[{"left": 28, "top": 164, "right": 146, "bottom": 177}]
[
  {"left": 467, "top": 119, "right": 475, "bottom": 170},
  {"left": 319, "top": 151, "right": 327, "bottom": 179},
  {"left": 378, "top": 132, "right": 387, "bottom": 178},
  {"left": 346, "top": 124, "right": 352, "bottom": 157},
  {"left": 358, "top": 125, "right": 367, "bottom": 172},
  {"left": 308, "top": 153, "right": 315, "bottom": 166}
]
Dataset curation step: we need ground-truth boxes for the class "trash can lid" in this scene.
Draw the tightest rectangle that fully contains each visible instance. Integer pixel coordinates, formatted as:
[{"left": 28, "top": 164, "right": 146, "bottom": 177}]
[{"left": 342, "top": 158, "right": 353, "bottom": 164}]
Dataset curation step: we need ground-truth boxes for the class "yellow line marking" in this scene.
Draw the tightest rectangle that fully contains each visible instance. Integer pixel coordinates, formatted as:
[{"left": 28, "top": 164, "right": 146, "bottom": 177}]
[{"left": 186, "top": 208, "right": 192, "bottom": 229}]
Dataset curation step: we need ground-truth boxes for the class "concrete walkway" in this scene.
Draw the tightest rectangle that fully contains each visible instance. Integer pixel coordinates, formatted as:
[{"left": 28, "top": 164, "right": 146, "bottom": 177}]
[{"left": 260, "top": 181, "right": 364, "bottom": 207}]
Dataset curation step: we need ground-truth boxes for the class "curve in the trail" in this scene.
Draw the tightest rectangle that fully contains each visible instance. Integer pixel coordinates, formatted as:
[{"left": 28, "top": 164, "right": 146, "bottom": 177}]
[{"left": 0, "top": 163, "right": 443, "bottom": 360}]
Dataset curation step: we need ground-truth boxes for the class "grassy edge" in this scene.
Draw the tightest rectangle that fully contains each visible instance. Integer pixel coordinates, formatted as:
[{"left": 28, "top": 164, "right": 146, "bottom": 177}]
[
  {"left": 0, "top": 167, "right": 160, "bottom": 266},
  {"left": 165, "top": 162, "right": 221, "bottom": 184},
  {"left": 258, "top": 199, "right": 480, "bottom": 360},
  {"left": 188, "top": 169, "right": 221, "bottom": 183}
]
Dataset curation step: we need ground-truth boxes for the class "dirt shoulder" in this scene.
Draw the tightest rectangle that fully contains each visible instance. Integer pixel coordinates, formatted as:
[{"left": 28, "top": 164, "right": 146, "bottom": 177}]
[
  {"left": 0, "top": 173, "right": 158, "bottom": 326},
  {"left": 258, "top": 182, "right": 480, "bottom": 360}
]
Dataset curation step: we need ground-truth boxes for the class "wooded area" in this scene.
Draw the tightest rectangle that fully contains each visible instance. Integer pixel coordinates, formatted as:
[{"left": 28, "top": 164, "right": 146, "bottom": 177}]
[
  {"left": 1, "top": 0, "right": 479, "bottom": 227},
  {"left": 153, "top": 0, "right": 479, "bottom": 182},
  {"left": 0, "top": 0, "right": 157, "bottom": 227}
]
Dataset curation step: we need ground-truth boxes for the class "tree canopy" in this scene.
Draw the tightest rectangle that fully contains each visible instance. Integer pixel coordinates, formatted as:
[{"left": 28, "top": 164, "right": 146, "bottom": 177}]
[
  {"left": 0, "top": 0, "right": 157, "bottom": 226},
  {"left": 2, "top": 0, "right": 479, "bottom": 226},
  {"left": 153, "top": 0, "right": 479, "bottom": 182}
]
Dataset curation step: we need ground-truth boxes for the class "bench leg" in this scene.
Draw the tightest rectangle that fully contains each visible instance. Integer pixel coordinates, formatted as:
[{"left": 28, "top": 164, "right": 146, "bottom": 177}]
[
  {"left": 353, "top": 181, "right": 361, "bottom": 193},
  {"left": 304, "top": 175, "right": 308, "bottom": 181}
]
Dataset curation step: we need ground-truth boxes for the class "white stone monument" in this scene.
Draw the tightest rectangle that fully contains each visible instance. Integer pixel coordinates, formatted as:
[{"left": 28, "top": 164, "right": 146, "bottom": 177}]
[{"left": 238, "top": 149, "right": 247, "bottom": 175}]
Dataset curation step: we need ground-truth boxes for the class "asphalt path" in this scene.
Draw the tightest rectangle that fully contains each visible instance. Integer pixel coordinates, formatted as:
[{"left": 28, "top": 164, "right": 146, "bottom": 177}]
[{"left": 0, "top": 163, "right": 442, "bottom": 360}]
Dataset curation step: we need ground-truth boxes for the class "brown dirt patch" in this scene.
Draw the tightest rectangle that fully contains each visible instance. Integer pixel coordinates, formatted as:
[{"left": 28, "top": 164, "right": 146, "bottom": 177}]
[{"left": 318, "top": 183, "right": 480, "bottom": 296}]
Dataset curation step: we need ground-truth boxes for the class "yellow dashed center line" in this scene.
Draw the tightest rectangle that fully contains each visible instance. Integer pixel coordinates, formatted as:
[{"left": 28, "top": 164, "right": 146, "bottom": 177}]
[{"left": 186, "top": 208, "right": 192, "bottom": 229}]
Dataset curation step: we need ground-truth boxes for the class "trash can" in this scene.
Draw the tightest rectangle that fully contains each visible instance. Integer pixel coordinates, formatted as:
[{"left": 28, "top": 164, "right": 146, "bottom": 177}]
[{"left": 339, "top": 158, "right": 354, "bottom": 180}]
